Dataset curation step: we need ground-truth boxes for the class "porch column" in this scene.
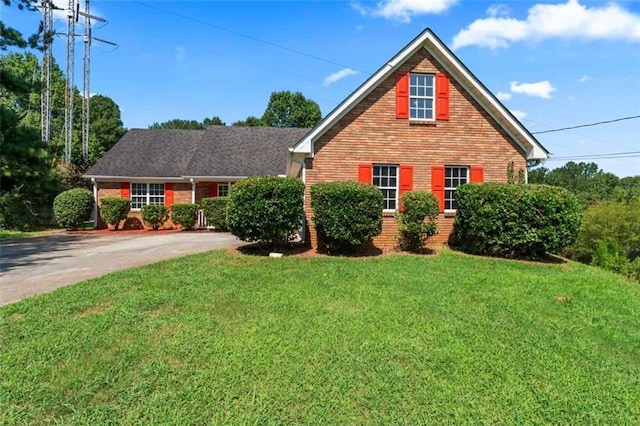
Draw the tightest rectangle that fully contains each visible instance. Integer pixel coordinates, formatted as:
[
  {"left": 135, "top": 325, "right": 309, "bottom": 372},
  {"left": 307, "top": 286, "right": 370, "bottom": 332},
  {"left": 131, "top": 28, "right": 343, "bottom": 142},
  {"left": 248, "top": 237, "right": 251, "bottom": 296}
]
[
  {"left": 91, "top": 178, "right": 98, "bottom": 228},
  {"left": 190, "top": 179, "right": 196, "bottom": 204}
]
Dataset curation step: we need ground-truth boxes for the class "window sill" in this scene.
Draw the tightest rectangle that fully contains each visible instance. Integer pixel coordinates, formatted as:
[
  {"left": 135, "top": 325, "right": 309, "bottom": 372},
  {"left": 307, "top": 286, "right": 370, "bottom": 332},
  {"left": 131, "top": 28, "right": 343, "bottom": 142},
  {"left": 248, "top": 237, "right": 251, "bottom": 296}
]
[
  {"left": 443, "top": 211, "right": 457, "bottom": 218},
  {"left": 382, "top": 211, "right": 397, "bottom": 218},
  {"left": 408, "top": 120, "right": 436, "bottom": 127}
]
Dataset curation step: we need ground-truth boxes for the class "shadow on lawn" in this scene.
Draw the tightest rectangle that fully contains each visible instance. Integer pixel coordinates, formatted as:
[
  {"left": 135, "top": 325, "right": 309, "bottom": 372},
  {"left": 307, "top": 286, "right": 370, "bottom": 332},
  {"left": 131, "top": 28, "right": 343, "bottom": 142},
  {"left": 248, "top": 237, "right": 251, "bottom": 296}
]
[{"left": 236, "top": 242, "right": 438, "bottom": 258}]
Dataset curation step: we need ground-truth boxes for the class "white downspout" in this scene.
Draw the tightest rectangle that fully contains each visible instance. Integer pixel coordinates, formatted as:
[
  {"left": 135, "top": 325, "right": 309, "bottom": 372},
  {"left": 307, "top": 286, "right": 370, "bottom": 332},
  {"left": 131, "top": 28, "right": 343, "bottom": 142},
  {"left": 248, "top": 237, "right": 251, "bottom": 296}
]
[
  {"left": 290, "top": 154, "right": 307, "bottom": 243},
  {"left": 91, "top": 178, "right": 98, "bottom": 228}
]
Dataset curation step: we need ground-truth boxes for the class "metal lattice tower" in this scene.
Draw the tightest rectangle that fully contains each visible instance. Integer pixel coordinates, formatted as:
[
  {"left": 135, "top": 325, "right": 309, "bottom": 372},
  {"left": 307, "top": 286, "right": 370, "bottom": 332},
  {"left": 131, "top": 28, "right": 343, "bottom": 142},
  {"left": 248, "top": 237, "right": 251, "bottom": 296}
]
[
  {"left": 64, "top": 0, "right": 76, "bottom": 165},
  {"left": 40, "top": 1, "right": 53, "bottom": 145},
  {"left": 82, "top": 0, "right": 91, "bottom": 164}
]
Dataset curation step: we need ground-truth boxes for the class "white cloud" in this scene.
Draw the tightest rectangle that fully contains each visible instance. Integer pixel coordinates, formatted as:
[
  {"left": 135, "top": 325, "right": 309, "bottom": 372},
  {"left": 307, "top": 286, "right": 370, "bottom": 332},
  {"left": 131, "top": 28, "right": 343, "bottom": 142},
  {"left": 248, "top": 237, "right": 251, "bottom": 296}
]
[
  {"left": 452, "top": 0, "right": 640, "bottom": 49},
  {"left": 351, "top": 0, "right": 457, "bottom": 23},
  {"left": 510, "top": 80, "right": 556, "bottom": 99},
  {"left": 578, "top": 75, "right": 591, "bottom": 83},
  {"left": 510, "top": 109, "right": 527, "bottom": 120},
  {"left": 496, "top": 91, "right": 512, "bottom": 101},
  {"left": 324, "top": 68, "right": 358, "bottom": 86},
  {"left": 487, "top": 4, "right": 510, "bottom": 18}
]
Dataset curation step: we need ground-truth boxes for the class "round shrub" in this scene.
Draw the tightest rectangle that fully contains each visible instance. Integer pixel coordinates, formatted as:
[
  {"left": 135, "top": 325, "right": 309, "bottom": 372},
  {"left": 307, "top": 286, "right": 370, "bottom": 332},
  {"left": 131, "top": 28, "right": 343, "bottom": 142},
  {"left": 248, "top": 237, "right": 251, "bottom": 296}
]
[
  {"left": 99, "top": 197, "right": 130, "bottom": 230},
  {"left": 396, "top": 191, "right": 439, "bottom": 252},
  {"left": 202, "top": 197, "right": 228, "bottom": 230},
  {"left": 227, "top": 176, "right": 304, "bottom": 250},
  {"left": 141, "top": 204, "right": 169, "bottom": 230},
  {"left": 53, "top": 188, "right": 94, "bottom": 230},
  {"left": 453, "top": 183, "right": 582, "bottom": 258},
  {"left": 310, "top": 181, "right": 383, "bottom": 252},
  {"left": 171, "top": 203, "right": 198, "bottom": 230}
]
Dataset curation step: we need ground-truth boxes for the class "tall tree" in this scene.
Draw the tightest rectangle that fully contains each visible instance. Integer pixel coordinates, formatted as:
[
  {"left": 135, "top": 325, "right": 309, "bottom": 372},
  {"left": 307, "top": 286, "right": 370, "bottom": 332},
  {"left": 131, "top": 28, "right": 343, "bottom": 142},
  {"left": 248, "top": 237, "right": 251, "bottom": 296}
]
[
  {"left": 149, "top": 116, "right": 225, "bottom": 129},
  {"left": 87, "top": 95, "right": 126, "bottom": 164},
  {"left": 261, "top": 91, "right": 321, "bottom": 128}
]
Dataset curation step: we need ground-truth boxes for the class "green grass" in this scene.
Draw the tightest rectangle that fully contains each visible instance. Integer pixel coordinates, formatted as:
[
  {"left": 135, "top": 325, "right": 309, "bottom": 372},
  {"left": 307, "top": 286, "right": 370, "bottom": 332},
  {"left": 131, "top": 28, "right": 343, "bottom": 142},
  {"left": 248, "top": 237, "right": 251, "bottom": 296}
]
[
  {"left": 1, "top": 250, "right": 639, "bottom": 424},
  {"left": 0, "top": 229, "right": 58, "bottom": 239}
]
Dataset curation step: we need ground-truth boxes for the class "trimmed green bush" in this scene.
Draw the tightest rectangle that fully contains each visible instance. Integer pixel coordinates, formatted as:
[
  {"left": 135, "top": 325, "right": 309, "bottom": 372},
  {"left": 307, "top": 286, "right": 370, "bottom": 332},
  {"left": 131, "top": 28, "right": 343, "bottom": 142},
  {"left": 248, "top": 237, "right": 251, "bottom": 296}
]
[
  {"left": 171, "top": 203, "right": 198, "bottom": 230},
  {"left": 0, "top": 188, "right": 39, "bottom": 231},
  {"left": 396, "top": 191, "right": 439, "bottom": 252},
  {"left": 53, "top": 188, "right": 94, "bottom": 230},
  {"left": 453, "top": 183, "right": 582, "bottom": 258},
  {"left": 227, "top": 176, "right": 304, "bottom": 250},
  {"left": 310, "top": 181, "right": 383, "bottom": 252},
  {"left": 202, "top": 197, "right": 228, "bottom": 231},
  {"left": 99, "top": 197, "right": 130, "bottom": 230},
  {"left": 141, "top": 205, "right": 169, "bottom": 230}
]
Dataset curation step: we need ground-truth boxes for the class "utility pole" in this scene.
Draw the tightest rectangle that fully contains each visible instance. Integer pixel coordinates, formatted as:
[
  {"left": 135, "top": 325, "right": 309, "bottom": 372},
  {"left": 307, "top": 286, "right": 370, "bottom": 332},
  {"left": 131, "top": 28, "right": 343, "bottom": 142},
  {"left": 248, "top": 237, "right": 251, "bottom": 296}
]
[
  {"left": 64, "top": 0, "right": 77, "bottom": 165},
  {"left": 82, "top": 0, "right": 91, "bottom": 164},
  {"left": 40, "top": 0, "right": 53, "bottom": 145}
]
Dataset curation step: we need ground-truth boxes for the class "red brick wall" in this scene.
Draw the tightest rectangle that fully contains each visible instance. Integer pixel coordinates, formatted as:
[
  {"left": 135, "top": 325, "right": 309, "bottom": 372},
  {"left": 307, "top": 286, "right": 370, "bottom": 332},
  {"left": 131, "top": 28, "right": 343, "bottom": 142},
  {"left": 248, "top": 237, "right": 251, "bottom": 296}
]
[
  {"left": 96, "top": 181, "right": 193, "bottom": 229},
  {"left": 305, "top": 49, "right": 526, "bottom": 249}
]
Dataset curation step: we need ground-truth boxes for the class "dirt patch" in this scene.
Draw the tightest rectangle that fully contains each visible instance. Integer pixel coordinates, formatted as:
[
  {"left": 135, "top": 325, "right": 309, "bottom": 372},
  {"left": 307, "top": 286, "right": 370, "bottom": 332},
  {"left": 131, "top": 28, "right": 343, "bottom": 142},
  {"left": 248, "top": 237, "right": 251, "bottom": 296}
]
[{"left": 79, "top": 302, "right": 113, "bottom": 317}]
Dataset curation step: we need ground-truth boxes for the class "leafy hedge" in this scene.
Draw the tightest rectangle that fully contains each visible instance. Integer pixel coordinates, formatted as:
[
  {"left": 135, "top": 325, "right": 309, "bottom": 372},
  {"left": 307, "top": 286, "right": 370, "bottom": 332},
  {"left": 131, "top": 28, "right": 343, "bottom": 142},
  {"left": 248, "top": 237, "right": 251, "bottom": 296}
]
[
  {"left": 171, "top": 203, "right": 198, "bottom": 230},
  {"left": 99, "top": 197, "right": 130, "bottom": 230},
  {"left": 53, "top": 188, "right": 94, "bottom": 230},
  {"left": 227, "top": 176, "right": 304, "bottom": 250},
  {"left": 396, "top": 191, "right": 439, "bottom": 252},
  {"left": 567, "top": 200, "right": 640, "bottom": 281},
  {"left": 141, "top": 205, "right": 169, "bottom": 230},
  {"left": 453, "top": 183, "right": 582, "bottom": 258},
  {"left": 202, "top": 197, "right": 228, "bottom": 231},
  {"left": 0, "top": 188, "right": 39, "bottom": 231},
  {"left": 310, "top": 181, "right": 383, "bottom": 252}
]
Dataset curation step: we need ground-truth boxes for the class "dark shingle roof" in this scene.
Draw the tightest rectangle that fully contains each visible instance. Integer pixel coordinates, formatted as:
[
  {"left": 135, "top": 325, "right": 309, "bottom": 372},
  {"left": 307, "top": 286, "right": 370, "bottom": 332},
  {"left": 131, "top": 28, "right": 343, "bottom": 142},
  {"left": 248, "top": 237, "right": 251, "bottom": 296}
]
[
  {"left": 186, "top": 126, "right": 310, "bottom": 177},
  {"left": 84, "top": 126, "right": 310, "bottom": 178},
  {"left": 84, "top": 129, "right": 203, "bottom": 177}
]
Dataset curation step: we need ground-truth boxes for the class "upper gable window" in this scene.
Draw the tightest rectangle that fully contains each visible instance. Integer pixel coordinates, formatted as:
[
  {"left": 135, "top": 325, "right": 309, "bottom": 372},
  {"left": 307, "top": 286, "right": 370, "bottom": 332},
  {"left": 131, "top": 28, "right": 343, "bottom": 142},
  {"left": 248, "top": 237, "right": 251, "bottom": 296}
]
[{"left": 409, "top": 73, "right": 435, "bottom": 120}]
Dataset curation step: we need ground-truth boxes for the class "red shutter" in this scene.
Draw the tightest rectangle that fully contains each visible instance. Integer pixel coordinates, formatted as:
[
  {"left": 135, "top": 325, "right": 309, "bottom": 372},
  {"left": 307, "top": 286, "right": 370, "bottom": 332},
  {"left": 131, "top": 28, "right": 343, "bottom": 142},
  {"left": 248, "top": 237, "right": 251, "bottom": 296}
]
[
  {"left": 470, "top": 166, "right": 484, "bottom": 183},
  {"left": 431, "top": 166, "right": 445, "bottom": 212},
  {"left": 436, "top": 73, "right": 450, "bottom": 121},
  {"left": 358, "top": 164, "right": 372, "bottom": 184},
  {"left": 399, "top": 165, "right": 413, "bottom": 197},
  {"left": 165, "top": 183, "right": 174, "bottom": 207},
  {"left": 396, "top": 72, "right": 409, "bottom": 119},
  {"left": 209, "top": 184, "right": 218, "bottom": 197},
  {"left": 120, "top": 182, "right": 130, "bottom": 199}
]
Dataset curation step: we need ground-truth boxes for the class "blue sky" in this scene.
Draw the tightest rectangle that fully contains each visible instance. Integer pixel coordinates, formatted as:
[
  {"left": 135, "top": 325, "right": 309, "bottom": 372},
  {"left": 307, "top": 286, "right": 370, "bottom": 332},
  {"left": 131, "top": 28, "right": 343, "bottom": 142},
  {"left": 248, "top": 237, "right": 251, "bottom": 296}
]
[{"left": 4, "top": 0, "right": 640, "bottom": 177}]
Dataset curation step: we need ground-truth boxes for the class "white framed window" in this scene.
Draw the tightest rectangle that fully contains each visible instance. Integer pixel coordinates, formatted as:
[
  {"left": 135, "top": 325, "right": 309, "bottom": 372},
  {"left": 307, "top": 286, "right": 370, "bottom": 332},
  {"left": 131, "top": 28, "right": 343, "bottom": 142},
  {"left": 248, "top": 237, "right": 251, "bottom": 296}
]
[
  {"left": 373, "top": 165, "right": 398, "bottom": 211},
  {"left": 131, "top": 183, "right": 165, "bottom": 210},
  {"left": 445, "top": 166, "right": 469, "bottom": 211},
  {"left": 409, "top": 73, "right": 435, "bottom": 120},
  {"left": 217, "top": 183, "right": 230, "bottom": 197}
]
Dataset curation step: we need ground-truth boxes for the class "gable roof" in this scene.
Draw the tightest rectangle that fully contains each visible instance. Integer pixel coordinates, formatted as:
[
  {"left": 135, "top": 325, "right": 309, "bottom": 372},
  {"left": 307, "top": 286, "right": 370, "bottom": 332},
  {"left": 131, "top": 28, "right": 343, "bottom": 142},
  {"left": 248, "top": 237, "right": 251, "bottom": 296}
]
[
  {"left": 84, "top": 126, "right": 310, "bottom": 180},
  {"left": 290, "top": 28, "right": 549, "bottom": 161}
]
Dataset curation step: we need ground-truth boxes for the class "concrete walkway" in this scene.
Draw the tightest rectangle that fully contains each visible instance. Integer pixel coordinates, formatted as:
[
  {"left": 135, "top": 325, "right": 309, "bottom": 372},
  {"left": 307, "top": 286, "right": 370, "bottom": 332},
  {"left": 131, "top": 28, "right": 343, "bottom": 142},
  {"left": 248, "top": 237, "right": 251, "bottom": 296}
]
[{"left": 0, "top": 231, "right": 243, "bottom": 306}]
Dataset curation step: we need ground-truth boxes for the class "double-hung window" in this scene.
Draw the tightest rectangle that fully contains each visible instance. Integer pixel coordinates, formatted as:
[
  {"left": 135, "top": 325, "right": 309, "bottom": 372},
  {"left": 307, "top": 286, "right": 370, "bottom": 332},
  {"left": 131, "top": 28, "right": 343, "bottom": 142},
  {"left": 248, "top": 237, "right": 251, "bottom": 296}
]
[
  {"left": 409, "top": 73, "right": 435, "bottom": 120},
  {"left": 444, "top": 166, "right": 468, "bottom": 211},
  {"left": 217, "top": 183, "right": 230, "bottom": 197},
  {"left": 131, "top": 183, "right": 165, "bottom": 209},
  {"left": 373, "top": 165, "right": 398, "bottom": 211}
]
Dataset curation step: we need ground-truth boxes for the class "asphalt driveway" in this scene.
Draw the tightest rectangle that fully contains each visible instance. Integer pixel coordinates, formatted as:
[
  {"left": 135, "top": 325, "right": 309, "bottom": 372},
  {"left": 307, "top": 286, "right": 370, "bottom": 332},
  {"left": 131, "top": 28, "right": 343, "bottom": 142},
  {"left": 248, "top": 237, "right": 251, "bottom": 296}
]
[{"left": 0, "top": 231, "right": 243, "bottom": 306}]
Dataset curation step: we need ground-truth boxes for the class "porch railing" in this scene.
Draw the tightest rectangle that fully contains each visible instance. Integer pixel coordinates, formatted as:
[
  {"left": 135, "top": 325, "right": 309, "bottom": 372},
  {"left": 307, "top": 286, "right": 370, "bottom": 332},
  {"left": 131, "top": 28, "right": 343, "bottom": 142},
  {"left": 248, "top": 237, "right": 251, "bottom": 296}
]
[{"left": 196, "top": 209, "right": 210, "bottom": 229}]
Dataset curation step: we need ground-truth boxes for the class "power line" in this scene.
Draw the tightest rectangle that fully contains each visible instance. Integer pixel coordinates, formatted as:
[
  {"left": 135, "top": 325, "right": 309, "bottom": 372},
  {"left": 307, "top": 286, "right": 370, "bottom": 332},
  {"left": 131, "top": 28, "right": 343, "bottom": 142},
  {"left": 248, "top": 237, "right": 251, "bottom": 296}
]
[
  {"left": 532, "top": 115, "right": 640, "bottom": 134},
  {"left": 129, "top": 0, "right": 370, "bottom": 75},
  {"left": 547, "top": 151, "right": 640, "bottom": 161}
]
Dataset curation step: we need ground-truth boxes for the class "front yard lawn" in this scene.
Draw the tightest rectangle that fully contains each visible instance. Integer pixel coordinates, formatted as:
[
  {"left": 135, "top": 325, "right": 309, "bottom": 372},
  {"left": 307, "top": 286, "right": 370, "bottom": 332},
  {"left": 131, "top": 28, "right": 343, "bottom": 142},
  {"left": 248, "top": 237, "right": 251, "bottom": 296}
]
[{"left": 1, "top": 250, "right": 639, "bottom": 423}]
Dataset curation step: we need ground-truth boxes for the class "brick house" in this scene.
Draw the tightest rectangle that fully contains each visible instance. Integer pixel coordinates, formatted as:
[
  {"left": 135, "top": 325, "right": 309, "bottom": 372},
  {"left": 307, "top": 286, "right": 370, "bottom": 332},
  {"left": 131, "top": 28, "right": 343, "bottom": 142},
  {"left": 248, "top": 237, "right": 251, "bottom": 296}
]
[
  {"left": 86, "top": 28, "right": 547, "bottom": 247},
  {"left": 84, "top": 126, "right": 309, "bottom": 229},
  {"left": 286, "top": 28, "right": 548, "bottom": 248}
]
